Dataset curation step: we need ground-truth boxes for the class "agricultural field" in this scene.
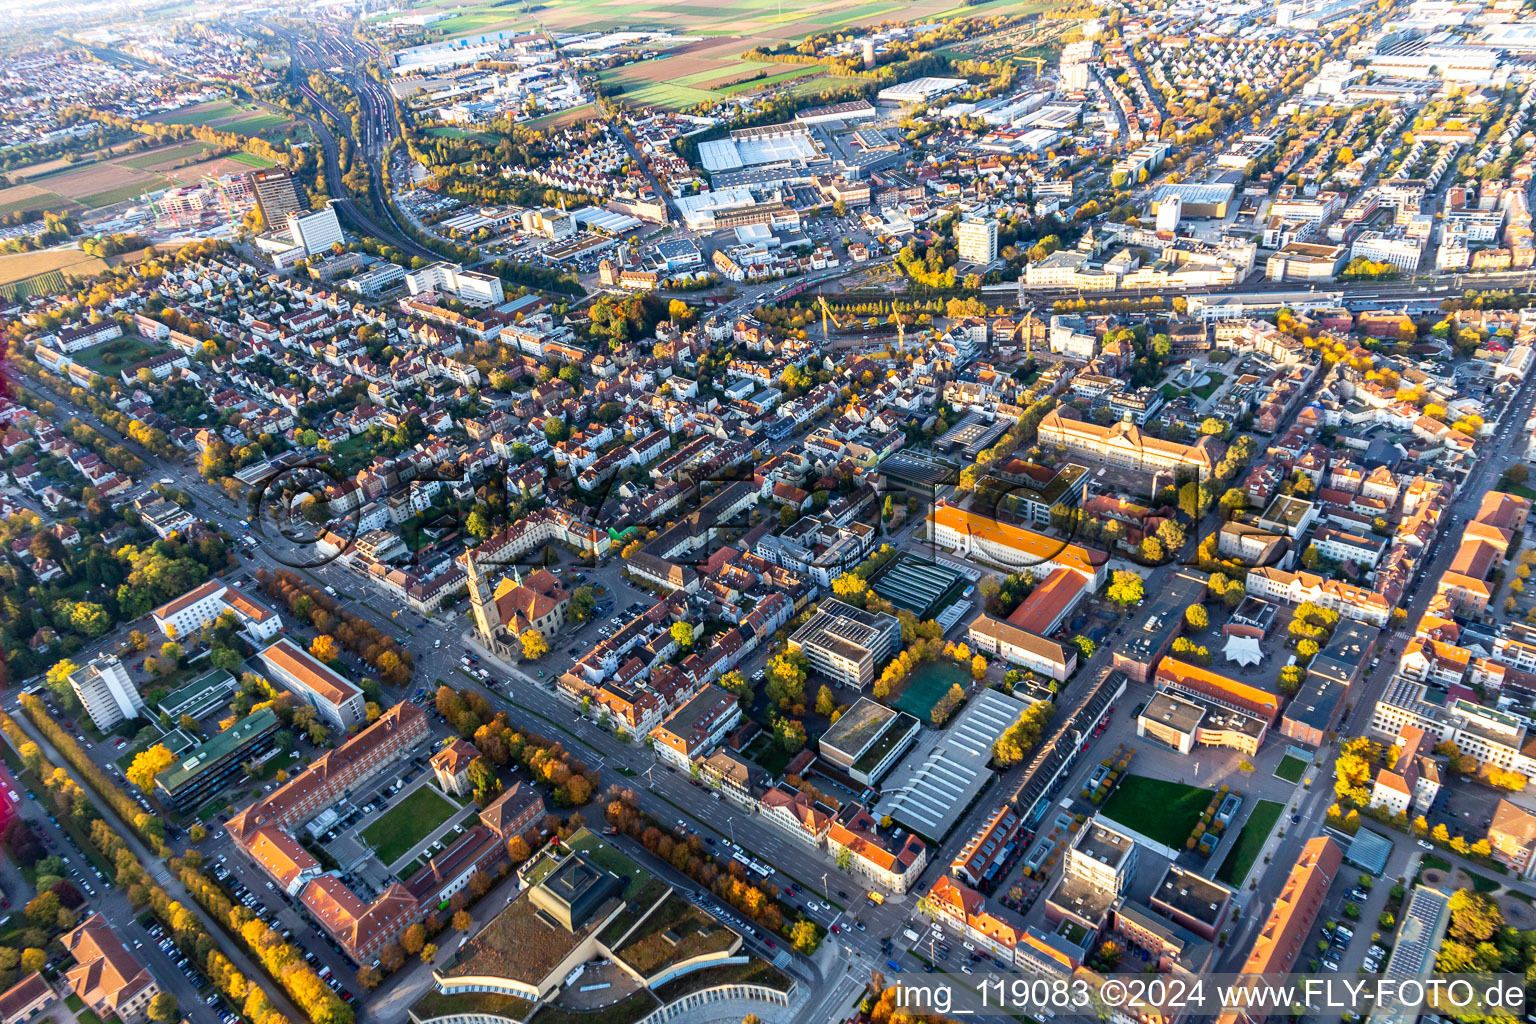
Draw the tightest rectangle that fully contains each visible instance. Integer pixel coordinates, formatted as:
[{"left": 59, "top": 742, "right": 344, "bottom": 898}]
[
  {"left": 0, "top": 244, "right": 166, "bottom": 296},
  {"left": 0, "top": 184, "right": 84, "bottom": 219},
  {"left": 0, "top": 139, "right": 276, "bottom": 217},
  {"left": 597, "top": 46, "right": 825, "bottom": 110},
  {"left": 148, "top": 100, "right": 301, "bottom": 145},
  {"left": 23, "top": 162, "right": 169, "bottom": 210},
  {"left": 383, "top": 0, "right": 1068, "bottom": 109}
]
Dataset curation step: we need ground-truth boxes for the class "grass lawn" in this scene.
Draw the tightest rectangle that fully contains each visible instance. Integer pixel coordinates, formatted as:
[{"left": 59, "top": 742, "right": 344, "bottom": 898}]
[
  {"left": 1274, "top": 754, "right": 1308, "bottom": 783},
  {"left": 1501, "top": 482, "right": 1536, "bottom": 502},
  {"left": 1099, "top": 775, "right": 1211, "bottom": 848},
  {"left": 220, "top": 114, "right": 290, "bottom": 137},
  {"left": 565, "top": 828, "right": 650, "bottom": 896},
  {"left": 228, "top": 152, "right": 277, "bottom": 168},
  {"left": 1216, "top": 800, "right": 1283, "bottom": 886},
  {"left": 744, "top": 734, "right": 791, "bottom": 777},
  {"left": 1192, "top": 372, "right": 1227, "bottom": 400},
  {"left": 153, "top": 101, "right": 244, "bottom": 126},
  {"left": 411, "top": 991, "right": 533, "bottom": 1021},
  {"left": 73, "top": 334, "right": 169, "bottom": 374},
  {"left": 361, "top": 786, "right": 457, "bottom": 865},
  {"left": 1422, "top": 854, "right": 1452, "bottom": 873},
  {"left": 1469, "top": 871, "right": 1502, "bottom": 893}
]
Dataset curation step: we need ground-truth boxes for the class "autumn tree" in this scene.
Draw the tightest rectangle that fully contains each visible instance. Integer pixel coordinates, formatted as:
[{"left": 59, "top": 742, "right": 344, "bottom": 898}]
[
  {"left": 127, "top": 745, "right": 175, "bottom": 792},
  {"left": 1106, "top": 570, "right": 1144, "bottom": 608},
  {"left": 310, "top": 635, "right": 340, "bottom": 663},
  {"left": 148, "top": 993, "right": 178, "bottom": 1023},
  {"left": 519, "top": 628, "right": 549, "bottom": 661},
  {"left": 815, "top": 686, "right": 836, "bottom": 717}
]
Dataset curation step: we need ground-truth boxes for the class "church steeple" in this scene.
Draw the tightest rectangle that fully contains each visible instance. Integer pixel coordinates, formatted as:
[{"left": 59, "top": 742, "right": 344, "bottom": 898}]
[{"left": 466, "top": 548, "right": 502, "bottom": 644}]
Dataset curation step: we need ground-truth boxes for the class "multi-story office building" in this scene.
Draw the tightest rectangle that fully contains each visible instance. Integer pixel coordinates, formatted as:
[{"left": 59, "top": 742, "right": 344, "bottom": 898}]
[
  {"left": 787, "top": 598, "right": 900, "bottom": 688},
  {"left": 1350, "top": 230, "right": 1424, "bottom": 273},
  {"left": 255, "top": 638, "right": 366, "bottom": 731},
  {"left": 287, "top": 205, "right": 344, "bottom": 256},
  {"left": 249, "top": 169, "right": 302, "bottom": 228},
  {"left": 68, "top": 656, "right": 145, "bottom": 732},
  {"left": 1065, "top": 821, "right": 1139, "bottom": 895},
  {"left": 155, "top": 708, "right": 282, "bottom": 812},
  {"left": 405, "top": 262, "right": 506, "bottom": 305}
]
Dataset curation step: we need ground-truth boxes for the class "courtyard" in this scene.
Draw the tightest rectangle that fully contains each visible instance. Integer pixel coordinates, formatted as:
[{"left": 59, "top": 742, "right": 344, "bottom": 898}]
[
  {"left": 361, "top": 785, "right": 459, "bottom": 865},
  {"left": 1099, "top": 774, "right": 1212, "bottom": 848}
]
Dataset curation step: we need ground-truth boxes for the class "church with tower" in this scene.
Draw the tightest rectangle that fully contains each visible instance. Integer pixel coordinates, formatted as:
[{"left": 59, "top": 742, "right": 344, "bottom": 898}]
[{"left": 466, "top": 550, "right": 572, "bottom": 657}]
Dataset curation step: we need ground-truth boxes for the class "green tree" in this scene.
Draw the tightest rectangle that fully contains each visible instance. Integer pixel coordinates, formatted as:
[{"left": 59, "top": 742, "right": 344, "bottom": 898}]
[
  {"left": 670, "top": 622, "right": 695, "bottom": 650},
  {"left": 1107, "top": 570, "right": 1145, "bottom": 608},
  {"left": 789, "top": 918, "right": 819, "bottom": 953}
]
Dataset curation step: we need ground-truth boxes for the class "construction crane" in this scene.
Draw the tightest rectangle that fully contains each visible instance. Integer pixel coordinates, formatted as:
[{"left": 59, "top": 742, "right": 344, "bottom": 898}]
[
  {"left": 818, "top": 295, "right": 845, "bottom": 344},
  {"left": 1019, "top": 56, "right": 1047, "bottom": 77}
]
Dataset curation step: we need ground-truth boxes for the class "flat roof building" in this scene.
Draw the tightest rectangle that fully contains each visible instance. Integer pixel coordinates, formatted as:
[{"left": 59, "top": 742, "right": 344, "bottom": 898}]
[
  {"left": 1149, "top": 864, "right": 1233, "bottom": 941},
  {"left": 1113, "top": 570, "right": 1209, "bottom": 682},
  {"left": 1137, "top": 690, "right": 1267, "bottom": 756},
  {"left": 155, "top": 708, "right": 282, "bottom": 812},
  {"left": 157, "top": 669, "right": 239, "bottom": 723},
  {"left": 875, "top": 687, "right": 1035, "bottom": 840},
  {"left": 788, "top": 598, "right": 901, "bottom": 689},
  {"left": 817, "top": 697, "right": 921, "bottom": 785}
]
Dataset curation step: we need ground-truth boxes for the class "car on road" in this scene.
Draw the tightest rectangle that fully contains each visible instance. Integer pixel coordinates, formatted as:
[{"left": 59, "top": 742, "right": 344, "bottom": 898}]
[{"left": 1417, "top": 839, "right": 1435, "bottom": 850}]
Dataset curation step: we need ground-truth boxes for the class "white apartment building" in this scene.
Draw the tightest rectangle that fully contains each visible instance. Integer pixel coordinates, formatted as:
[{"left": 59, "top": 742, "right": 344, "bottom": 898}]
[
  {"left": 758, "top": 788, "right": 832, "bottom": 847},
  {"left": 286, "top": 204, "right": 345, "bottom": 256},
  {"left": 151, "top": 580, "right": 282, "bottom": 644},
  {"left": 404, "top": 262, "right": 506, "bottom": 306},
  {"left": 956, "top": 217, "right": 999, "bottom": 265},
  {"left": 69, "top": 656, "right": 146, "bottom": 732},
  {"left": 1370, "top": 677, "right": 1536, "bottom": 779},
  {"left": 1350, "top": 230, "right": 1424, "bottom": 274},
  {"left": 255, "top": 638, "right": 366, "bottom": 731}
]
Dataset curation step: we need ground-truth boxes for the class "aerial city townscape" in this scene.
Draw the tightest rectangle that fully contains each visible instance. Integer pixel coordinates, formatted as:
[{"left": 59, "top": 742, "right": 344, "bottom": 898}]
[{"left": 3, "top": 0, "right": 1536, "bottom": 1021}]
